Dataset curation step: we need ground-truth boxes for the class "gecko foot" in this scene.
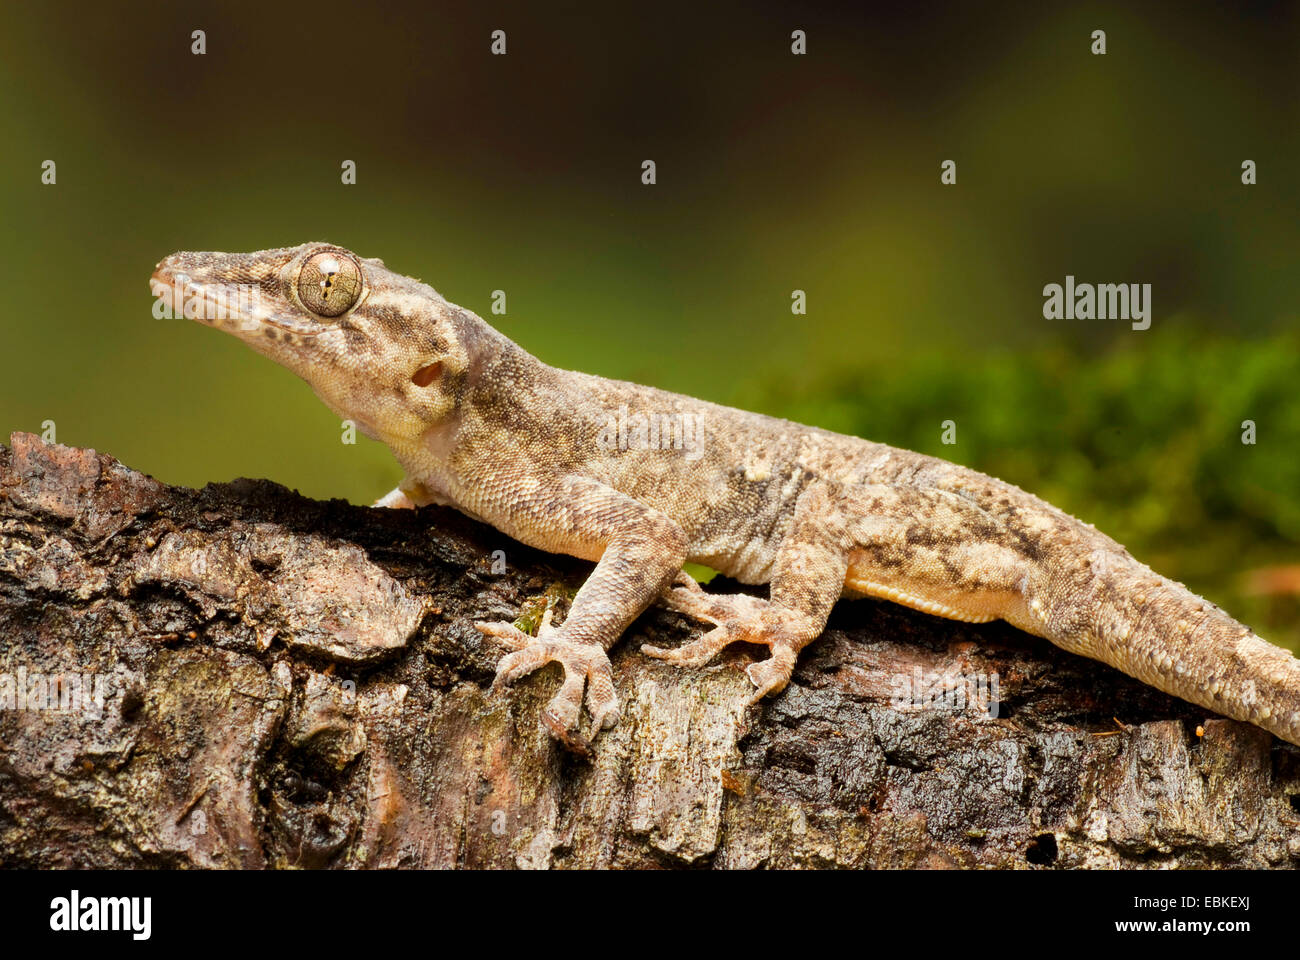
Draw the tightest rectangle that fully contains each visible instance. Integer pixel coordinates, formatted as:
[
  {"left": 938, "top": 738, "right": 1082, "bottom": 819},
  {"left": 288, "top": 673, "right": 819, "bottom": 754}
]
[
  {"left": 475, "top": 610, "right": 620, "bottom": 753},
  {"left": 372, "top": 486, "right": 417, "bottom": 509},
  {"left": 645, "top": 583, "right": 818, "bottom": 704},
  {"left": 658, "top": 571, "right": 771, "bottom": 623}
]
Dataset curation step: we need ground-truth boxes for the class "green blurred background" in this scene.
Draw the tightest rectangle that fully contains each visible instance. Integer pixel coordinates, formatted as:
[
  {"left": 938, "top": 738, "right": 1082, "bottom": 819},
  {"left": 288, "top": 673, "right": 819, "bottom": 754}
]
[{"left": 2, "top": 1, "right": 1297, "bottom": 647}]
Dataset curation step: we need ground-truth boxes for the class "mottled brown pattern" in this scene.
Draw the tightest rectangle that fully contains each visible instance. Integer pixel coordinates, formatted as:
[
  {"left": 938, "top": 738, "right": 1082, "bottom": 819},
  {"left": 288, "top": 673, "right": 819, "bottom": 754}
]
[{"left": 150, "top": 243, "right": 1300, "bottom": 749}]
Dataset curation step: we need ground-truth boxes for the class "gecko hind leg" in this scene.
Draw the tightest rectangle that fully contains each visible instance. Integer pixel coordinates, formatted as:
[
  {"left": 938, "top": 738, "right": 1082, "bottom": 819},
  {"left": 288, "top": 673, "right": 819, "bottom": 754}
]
[
  {"left": 646, "top": 481, "right": 1029, "bottom": 705},
  {"left": 476, "top": 609, "right": 621, "bottom": 751},
  {"left": 644, "top": 572, "right": 825, "bottom": 702},
  {"left": 643, "top": 483, "right": 852, "bottom": 701}
]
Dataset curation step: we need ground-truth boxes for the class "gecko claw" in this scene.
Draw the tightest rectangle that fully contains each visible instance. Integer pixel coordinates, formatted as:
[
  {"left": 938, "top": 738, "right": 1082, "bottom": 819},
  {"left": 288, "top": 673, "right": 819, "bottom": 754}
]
[{"left": 745, "top": 645, "right": 798, "bottom": 703}]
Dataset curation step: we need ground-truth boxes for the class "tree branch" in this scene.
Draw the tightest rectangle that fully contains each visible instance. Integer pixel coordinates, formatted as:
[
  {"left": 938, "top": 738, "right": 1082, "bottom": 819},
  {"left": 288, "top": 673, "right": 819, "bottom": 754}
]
[{"left": 2, "top": 432, "right": 1298, "bottom": 868}]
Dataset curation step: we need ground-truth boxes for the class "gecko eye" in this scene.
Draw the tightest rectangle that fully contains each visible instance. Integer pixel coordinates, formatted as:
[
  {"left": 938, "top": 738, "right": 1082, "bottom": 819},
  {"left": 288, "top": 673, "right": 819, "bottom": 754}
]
[{"left": 298, "top": 251, "right": 362, "bottom": 317}]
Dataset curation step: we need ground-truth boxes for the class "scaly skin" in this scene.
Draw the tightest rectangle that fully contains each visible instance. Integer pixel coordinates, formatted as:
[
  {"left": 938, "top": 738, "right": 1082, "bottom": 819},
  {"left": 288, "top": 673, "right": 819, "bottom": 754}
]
[{"left": 150, "top": 242, "right": 1300, "bottom": 752}]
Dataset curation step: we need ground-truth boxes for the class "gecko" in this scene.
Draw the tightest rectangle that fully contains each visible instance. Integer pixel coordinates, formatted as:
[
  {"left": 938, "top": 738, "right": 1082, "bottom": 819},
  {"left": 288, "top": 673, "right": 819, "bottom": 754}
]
[{"left": 149, "top": 242, "right": 1300, "bottom": 752}]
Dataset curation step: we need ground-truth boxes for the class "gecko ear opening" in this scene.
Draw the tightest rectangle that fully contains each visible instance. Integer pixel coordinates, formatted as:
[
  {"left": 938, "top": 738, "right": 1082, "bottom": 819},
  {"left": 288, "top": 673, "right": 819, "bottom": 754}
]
[{"left": 411, "top": 362, "right": 443, "bottom": 387}]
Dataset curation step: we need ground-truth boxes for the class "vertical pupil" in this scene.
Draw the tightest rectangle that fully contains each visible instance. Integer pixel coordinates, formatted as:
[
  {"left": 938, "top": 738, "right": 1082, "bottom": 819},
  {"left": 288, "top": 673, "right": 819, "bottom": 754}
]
[
  {"left": 303, "top": 253, "right": 356, "bottom": 315},
  {"left": 318, "top": 256, "right": 339, "bottom": 299}
]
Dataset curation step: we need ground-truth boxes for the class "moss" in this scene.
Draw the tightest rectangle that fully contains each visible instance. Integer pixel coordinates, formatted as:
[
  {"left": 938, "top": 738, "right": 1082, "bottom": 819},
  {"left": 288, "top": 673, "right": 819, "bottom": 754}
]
[{"left": 738, "top": 330, "right": 1300, "bottom": 652}]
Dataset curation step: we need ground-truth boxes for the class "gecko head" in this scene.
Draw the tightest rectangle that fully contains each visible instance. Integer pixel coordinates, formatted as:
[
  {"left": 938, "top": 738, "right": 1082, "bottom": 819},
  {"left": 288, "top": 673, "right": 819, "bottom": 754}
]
[{"left": 151, "top": 243, "right": 490, "bottom": 444}]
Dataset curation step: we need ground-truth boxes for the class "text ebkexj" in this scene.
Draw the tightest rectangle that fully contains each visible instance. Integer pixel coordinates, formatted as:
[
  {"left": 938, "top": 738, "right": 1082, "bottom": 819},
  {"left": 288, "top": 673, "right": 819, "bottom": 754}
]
[
  {"left": 49, "top": 890, "right": 151, "bottom": 941},
  {"left": 1134, "top": 896, "right": 1250, "bottom": 911}
]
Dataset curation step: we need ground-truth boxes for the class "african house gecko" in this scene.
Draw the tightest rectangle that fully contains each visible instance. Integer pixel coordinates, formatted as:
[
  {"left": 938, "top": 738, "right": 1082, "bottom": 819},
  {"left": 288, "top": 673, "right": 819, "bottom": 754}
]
[{"left": 150, "top": 243, "right": 1300, "bottom": 752}]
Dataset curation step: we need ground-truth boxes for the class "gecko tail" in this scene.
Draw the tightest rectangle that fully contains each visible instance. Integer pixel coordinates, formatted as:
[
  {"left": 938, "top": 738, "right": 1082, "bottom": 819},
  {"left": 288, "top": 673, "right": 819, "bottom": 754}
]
[{"left": 1035, "top": 552, "right": 1300, "bottom": 747}]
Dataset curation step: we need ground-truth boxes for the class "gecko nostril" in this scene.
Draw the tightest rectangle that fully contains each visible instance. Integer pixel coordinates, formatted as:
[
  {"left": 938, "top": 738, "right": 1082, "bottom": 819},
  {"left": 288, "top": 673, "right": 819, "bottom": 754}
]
[{"left": 411, "top": 362, "right": 442, "bottom": 387}]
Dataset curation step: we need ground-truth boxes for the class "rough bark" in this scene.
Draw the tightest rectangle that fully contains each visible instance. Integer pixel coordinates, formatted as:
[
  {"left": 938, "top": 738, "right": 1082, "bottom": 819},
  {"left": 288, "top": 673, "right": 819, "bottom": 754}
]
[{"left": 1, "top": 431, "right": 1298, "bottom": 869}]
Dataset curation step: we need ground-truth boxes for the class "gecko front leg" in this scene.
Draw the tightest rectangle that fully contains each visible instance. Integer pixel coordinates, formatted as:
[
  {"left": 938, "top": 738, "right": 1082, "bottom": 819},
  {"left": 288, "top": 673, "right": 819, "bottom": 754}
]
[{"left": 473, "top": 474, "right": 687, "bottom": 751}]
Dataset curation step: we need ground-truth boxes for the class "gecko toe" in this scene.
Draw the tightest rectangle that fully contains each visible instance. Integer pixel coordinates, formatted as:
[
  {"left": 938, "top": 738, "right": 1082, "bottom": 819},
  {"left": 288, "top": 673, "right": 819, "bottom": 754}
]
[
  {"left": 671, "top": 570, "right": 706, "bottom": 594},
  {"left": 543, "top": 666, "right": 586, "bottom": 733},
  {"left": 585, "top": 661, "right": 621, "bottom": 730},
  {"left": 641, "top": 622, "right": 741, "bottom": 667},
  {"left": 541, "top": 705, "right": 592, "bottom": 755},
  {"left": 492, "top": 644, "right": 553, "bottom": 688},
  {"left": 660, "top": 585, "right": 771, "bottom": 628},
  {"left": 660, "top": 587, "right": 722, "bottom": 623},
  {"left": 746, "top": 645, "right": 798, "bottom": 703},
  {"left": 475, "top": 620, "right": 534, "bottom": 651},
  {"left": 585, "top": 694, "right": 621, "bottom": 733}
]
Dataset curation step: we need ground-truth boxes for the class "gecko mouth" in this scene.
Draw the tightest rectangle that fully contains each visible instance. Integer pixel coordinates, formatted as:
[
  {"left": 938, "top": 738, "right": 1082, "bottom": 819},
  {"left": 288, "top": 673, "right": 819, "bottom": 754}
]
[{"left": 149, "top": 267, "right": 327, "bottom": 338}]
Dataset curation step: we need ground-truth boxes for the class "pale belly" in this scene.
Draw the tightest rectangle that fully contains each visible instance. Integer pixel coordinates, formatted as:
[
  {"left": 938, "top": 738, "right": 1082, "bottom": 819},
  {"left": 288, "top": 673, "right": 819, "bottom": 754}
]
[{"left": 843, "top": 554, "right": 1024, "bottom": 627}]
